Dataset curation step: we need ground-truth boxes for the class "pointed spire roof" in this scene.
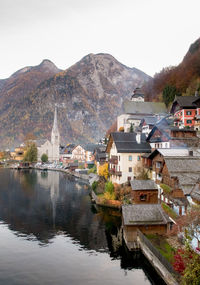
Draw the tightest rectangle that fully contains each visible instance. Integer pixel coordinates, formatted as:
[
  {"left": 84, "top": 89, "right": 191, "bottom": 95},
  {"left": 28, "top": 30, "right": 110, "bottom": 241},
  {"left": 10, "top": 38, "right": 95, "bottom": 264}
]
[{"left": 52, "top": 106, "right": 58, "bottom": 132}]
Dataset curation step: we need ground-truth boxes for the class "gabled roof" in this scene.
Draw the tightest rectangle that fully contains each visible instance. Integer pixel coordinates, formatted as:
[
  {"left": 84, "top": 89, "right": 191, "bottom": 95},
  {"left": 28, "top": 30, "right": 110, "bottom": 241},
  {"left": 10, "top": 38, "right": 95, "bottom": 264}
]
[
  {"left": 142, "top": 116, "right": 159, "bottom": 126},
  {"left": 164, "top": 157, "right": 200, "bottom": 195},
  {"left": 36, "top": 139, "right": 50, "bottom": 147},
  {"left": 170, "top": 95, "right": 200, "bottom": 113},
  {"left": 165, "top": 157, "right": 200, "bottom": 173},
  {"left": 130, "top": 180, "right": 158, "bottom": 191},
  {"left": 107, "top": 132, "right": 151, "bottom": 153},
  {"left": 123, "top": 100, "right": 167, "bottom": 115},
  {"left": 191, "top": 183, "right": 200, "bottom": 202},
  {"left": 148, "top": 148, "right": 189, "bottom": 160},
  {"left": 122, "top": 204, "right": 170, "bottom": 225}
]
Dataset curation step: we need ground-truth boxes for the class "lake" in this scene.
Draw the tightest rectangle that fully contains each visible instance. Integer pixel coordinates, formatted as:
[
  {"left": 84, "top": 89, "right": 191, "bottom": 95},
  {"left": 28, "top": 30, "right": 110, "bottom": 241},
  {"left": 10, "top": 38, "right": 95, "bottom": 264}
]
[{"left": 0, "top": 169, "right": 165, "bottom": 285}]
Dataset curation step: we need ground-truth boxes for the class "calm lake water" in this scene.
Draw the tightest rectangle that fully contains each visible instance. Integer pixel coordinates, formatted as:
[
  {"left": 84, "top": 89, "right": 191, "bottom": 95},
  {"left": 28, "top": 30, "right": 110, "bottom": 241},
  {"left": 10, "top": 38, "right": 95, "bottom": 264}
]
[{"left": 0, "top": 169, "right": 165, "bottom": 285}]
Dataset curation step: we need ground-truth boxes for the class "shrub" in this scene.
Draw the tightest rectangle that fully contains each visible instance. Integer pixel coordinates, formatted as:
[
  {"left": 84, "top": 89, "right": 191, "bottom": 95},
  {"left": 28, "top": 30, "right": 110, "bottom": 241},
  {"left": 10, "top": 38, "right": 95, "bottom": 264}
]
[
  {"left": 88, "top": 165, "right": 97, "bottom": 174},
  {"left": 160, "top": 183, "right": 172, "bottom": 194},
  {"left": 92, "top": 181, "right": 98, "bottom": 192},
  {"left": 105, "top": 181, "right": 114, "bottom": 194},
  {"left": 41, "top": 153, "right": 48, "bottom": 163}
]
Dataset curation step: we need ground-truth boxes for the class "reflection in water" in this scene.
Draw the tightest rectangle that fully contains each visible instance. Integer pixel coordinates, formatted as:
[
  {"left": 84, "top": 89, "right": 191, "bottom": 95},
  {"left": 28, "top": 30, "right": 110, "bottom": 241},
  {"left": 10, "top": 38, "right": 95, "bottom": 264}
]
[{"left": 0, "top": 169, "right": 165, "bottom": 285}]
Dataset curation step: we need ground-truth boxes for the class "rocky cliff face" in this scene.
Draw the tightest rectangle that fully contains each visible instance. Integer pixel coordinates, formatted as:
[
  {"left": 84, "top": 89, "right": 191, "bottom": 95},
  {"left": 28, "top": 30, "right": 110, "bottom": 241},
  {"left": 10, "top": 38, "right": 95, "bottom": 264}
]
[{"left": 0, "top": 54, "right": 150, "bottom": 148}]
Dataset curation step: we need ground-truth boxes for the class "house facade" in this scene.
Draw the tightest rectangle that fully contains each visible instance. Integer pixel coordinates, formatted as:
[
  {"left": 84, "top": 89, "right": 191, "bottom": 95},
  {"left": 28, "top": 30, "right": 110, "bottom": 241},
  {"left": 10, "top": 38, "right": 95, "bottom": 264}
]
[
  {"left": 170, "top": 94, "right": 200, "bottom": 128},
  {"left": 106, "top": 132, "right": 151, "bottom": 184},
  {"left": 71, "top": 145, "right": 86, "bottom": 162}
]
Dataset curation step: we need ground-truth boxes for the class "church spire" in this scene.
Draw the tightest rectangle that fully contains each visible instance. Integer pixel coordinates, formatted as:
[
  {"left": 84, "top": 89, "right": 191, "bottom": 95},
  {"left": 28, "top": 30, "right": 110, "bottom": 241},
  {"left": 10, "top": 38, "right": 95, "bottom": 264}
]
[
  {"left": 51, "top": 106, "right": 60, "bottom": 146},
  {"left": 52, "top": 106, "right": 58, "bottom": 132}
]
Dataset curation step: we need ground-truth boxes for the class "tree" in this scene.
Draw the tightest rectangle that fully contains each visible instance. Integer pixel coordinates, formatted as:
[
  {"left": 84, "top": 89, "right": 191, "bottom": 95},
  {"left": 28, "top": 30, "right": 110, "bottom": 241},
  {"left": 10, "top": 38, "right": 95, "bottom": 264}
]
[
  {"left": 162, "top": 85, "right": 178, "bottom": 107},
  {"left": 41, "top": 153, "right": 48, "bottom": 163},
  {"left": 23, "top": 143, "right": 37, "bottom": 162},
  {"left": 98, "top": 163, "right": 109, "bottom": 180},
  {"left": 129, "top": 123, "right": 134, "bottom": 133}
]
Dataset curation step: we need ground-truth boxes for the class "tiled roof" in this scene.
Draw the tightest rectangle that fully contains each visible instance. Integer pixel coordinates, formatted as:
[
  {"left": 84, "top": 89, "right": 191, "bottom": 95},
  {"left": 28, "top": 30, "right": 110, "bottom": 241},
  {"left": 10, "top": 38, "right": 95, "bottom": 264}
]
[
  {"left": 111, "top": 132, "right": 151, "bottom": 153},
  {"left": 130, "top": 180, "right": 158, "bottom": 191},
  {"left": 123, "top": 100, "right": 167, "bottom": 115},
  {"left": 191, "top": 183, "right": 200, "bottom": 202},
  {"left": 122, "top": 204, "right": 170, "bottom": 225}
]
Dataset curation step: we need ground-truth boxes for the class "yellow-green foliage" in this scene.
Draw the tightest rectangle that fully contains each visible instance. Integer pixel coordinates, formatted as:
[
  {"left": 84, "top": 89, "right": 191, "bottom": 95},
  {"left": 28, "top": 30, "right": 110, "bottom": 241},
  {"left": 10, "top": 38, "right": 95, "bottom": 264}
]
[
  {"left": 103, "top": 181, "right": 116, "bottom": 200},
  {"left": 99, "top": 163, "right": 109, "bottom": 180},
  {"left": 162, "top": 202, "right": 178, "bottom": 220},
  {"left": 160, "top": 183, "right": 172, "bottom": 194}
]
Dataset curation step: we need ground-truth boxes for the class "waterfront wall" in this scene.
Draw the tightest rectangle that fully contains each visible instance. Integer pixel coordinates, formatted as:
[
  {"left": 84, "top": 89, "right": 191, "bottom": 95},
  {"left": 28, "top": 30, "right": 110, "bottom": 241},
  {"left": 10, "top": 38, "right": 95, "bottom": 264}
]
[{"left": 137, "top": 231, "right": 179, "bottom": 285}]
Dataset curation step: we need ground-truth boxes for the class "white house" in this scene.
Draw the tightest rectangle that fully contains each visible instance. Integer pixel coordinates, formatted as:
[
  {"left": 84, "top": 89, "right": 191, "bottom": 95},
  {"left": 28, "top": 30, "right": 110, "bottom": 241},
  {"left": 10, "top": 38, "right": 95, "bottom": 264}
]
[
  {"left": 71, "top": 145, "right": 86, "bottom": 161},
  {"left": 106, "top": 132, "right": 151, "bottom": 184}
]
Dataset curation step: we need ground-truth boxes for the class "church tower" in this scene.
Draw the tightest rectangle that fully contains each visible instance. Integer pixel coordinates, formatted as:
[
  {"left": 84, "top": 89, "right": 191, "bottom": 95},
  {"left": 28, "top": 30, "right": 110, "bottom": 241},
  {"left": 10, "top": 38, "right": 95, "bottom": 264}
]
[{"left": 51, "top": 106, "right": 60, "bottom": 161}]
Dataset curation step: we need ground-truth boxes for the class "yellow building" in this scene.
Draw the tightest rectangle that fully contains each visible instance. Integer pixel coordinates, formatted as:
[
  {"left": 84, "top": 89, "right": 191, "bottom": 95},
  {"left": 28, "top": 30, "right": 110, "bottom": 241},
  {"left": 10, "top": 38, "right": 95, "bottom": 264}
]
[{"left": 10, "top": 146, "right": 26, "bottom": 161}]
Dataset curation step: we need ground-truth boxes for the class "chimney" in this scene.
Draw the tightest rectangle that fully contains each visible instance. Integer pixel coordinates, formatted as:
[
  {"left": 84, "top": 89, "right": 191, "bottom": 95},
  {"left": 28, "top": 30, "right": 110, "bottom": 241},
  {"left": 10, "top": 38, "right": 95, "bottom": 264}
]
[
  {"left": 195, "top": 90, "right": 199, "bottom": 97},
  {"left": 136, "top": 133, "right": 141, "bottom": 144}
]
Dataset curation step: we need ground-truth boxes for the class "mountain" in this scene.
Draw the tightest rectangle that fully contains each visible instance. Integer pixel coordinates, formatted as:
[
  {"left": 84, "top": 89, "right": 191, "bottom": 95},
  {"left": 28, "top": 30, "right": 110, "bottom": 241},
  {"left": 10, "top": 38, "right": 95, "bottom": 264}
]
[
  {"left": 144, "top": 37, "right": 200, "bottom": 102},
  {"left": 0, "top": 54, "right": 150, "bottom": 148}
]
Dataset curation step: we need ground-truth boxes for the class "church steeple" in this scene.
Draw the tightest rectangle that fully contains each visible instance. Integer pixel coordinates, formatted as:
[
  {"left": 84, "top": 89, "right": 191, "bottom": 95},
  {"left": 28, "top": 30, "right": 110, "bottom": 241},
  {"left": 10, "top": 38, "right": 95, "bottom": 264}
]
[{"left": 51, "top": 106, "right": 60, "bottom": 146}]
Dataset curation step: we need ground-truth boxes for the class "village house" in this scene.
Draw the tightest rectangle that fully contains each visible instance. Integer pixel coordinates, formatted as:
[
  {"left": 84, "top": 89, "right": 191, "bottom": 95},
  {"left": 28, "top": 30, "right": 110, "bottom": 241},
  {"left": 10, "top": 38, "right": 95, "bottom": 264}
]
[
  {"left": 170, "top": 93, "right": 200, "bottom": 129},
  {"left": 122, "top": 180, "right": 170, "bottom": 246},
  {"left": 59, "top": 144, "right": 75, "bottom": 163},
  {"left": 131, "top": 180, "right": 159, "bottom": 204},
  {"left": 93, "top": 145, "right": 108, "bottom": 175},
  {"left": 117, "top": 100, "right": 167, "bottom": 133},
  {"left": 130, "top": 87, "right": 145, "bottom": 102},
  {"left": 106, "top": 132, "right": 151, "bottom": 184},
  {"left": 146, "top": 122, "right": 199, "bottom": 150},
  {"left": 139, "top": 116, "right": 163, "bottom": 136},
  {"left": 10, "top": 144, "right": 26, "bottom": 161},
  {"left": 147, "top": 148, "right": 200, "bottom": 215},
  {"left": 71, "top": 145, "right": 86, "bottom": 162}
]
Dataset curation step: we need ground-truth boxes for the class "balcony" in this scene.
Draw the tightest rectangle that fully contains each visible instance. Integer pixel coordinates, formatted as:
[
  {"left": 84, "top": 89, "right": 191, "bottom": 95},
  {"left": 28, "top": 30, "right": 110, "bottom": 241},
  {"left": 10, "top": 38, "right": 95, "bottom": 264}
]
[
  {"left": 109, "top": 155, "right": 118, "bottom": 164},
  {"left": 109, "top": 168, "right": 122, "bottom": 176}
]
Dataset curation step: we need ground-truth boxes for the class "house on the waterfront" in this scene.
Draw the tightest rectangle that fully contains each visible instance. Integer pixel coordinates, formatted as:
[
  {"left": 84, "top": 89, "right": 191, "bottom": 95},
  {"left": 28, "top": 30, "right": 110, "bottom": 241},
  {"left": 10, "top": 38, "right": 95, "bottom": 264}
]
[
  {"left": 10, "top": 144, "right": 26, "bottom": 161},
  {"left": 122, "top": 180, "right": 170, "bottom": 245},
  {"left": 131, "top": 180, "right": 159, "bottom": 204},
  {"left": 106, "top": 132, "right": 151, "bottom": 184},
  {"left": 71, "top": 145, "right": 85, "bottom": 162},
  {"left": 37, "top": 107, "right": 60, "bottom": 162},
  {"left": 170, "top": 93, "right": 200, "bottom": 128}
]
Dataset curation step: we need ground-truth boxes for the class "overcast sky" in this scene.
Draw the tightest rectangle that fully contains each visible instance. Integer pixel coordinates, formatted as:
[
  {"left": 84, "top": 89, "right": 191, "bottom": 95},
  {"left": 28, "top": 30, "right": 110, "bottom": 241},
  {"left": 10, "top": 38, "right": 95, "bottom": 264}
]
[{"left": 0, "top": 0, "right": 200, "bottom": 78}]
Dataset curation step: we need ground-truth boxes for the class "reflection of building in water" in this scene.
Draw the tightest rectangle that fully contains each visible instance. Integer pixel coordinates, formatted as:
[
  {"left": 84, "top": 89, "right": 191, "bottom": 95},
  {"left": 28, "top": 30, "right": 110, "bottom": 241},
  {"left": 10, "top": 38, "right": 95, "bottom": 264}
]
[{"left": 37, "top": 171, "right": 60, "bottom": 227}]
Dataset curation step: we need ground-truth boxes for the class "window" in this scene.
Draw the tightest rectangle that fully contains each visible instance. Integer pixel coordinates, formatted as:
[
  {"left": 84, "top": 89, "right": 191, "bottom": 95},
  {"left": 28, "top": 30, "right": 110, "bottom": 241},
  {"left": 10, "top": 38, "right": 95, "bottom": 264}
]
[
  {"left": 186, "top": 120, "right": 192, "bottom": 124},
  {"left": 140, "top": 194, "right": 147, "bottom": 201},
  {"left": 128, "top": 155, "right": 132, "bottom": 161},
  {"left": 186, "top": 111, "right": 192, "bottom": 115},
  {"left": 128, "top": 167, "right": 132, "bottom": 172},
  {"left": 137, "top": 155, "right": 140, "bottom": 161},
  {"left": 156, "top": 162, "right": 161, "bottom": 168}
]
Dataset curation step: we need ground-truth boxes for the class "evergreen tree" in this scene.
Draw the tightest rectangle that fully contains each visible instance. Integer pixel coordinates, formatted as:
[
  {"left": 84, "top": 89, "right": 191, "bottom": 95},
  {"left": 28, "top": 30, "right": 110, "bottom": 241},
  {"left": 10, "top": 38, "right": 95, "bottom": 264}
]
[
  {"left": 162, "top": 85, "right": 178, "bottom": 107},
  {"left": 129, "top": 123, "right": 134, "bottom": 132}
]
